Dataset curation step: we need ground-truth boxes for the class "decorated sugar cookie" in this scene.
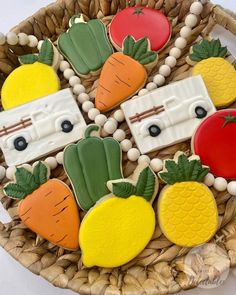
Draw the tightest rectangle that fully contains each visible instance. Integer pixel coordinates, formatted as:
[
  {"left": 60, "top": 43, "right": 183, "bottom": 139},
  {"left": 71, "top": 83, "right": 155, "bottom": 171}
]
[
  {"left": 121, "top": 76, "right": 216, "bottom": 154},
  {"left": 63, "top": 125, "right": 123, "bottom": 211},
  {"left": 190, "top": 39, "right": 236, "bottom": 108},
  {"left": 4, "top": 162, "right": 80, "bottom": 250},
  {"left": 58, "top": 14, "right": 113, "bottom": 77},
  {"left": 192, "top": 110, "right": 236, "bottom": 179},
  {"left": 95, "top": 35, "right": 157, "bottom": 112},
  {"left": 109, "top": 6, "right": 171, "bottom": 52},
  {"left": 2, "top": 39, "right": 60, "bottom": 110},
  {"left": 0, "top": 89, "right": 86, "bottom": 166},
  {"left": 158, "top": 153, "right": 218, "bottom": 248},
  {"left": 79, "top": 164, "right": 158, "bottom": 268}
]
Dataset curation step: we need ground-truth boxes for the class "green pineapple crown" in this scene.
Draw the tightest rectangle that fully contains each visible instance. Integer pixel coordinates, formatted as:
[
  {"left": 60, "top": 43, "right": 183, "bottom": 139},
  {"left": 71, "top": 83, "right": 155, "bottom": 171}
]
[
  {"left": 19, "top": 39, "right": 54, "bottom": 66},
  {"left": 159, "top": 154, "right": 209, "bottom": 185},
  {"left": 4, "top": 162, "right": 49, "bottom": 200},
  {"left": 123, "top": 35, "right": 157, "bottom": 65},
  {"left": 190, "top": 39, "right": 227, "bottom": 62}
]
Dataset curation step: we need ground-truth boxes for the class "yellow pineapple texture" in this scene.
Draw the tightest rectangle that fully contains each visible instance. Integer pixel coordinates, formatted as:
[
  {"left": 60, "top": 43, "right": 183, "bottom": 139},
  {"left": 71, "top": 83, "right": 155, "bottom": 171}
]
[{"left": 158, "top": 154, "right": 218, "bottom": 247}]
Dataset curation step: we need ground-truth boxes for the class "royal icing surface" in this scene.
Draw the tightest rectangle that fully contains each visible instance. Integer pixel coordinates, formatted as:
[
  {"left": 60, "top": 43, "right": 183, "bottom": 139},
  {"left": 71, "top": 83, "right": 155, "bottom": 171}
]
[
  {"left": 192, "top": 110, "right": 236, "bottom": 179},
  {"left": 121, "top": 76, "right": 216, "bottom": 154},
  {"left": 4, "top": 162, "right": 80, "bottom": 250},
  {"left": 2, "top": 39, "right": 60, "bottom": 110},
  {"left": 95, "top": 36, "right": 157, "bottom": 112},
  {"left": 158, "top": 153, "right": 218, "bottom": 247},
  {"left": 63, "top": 125, "right": 123, "bottom": 211},
  {"left": 0, "top": 89, "right": 86, "bottom": 166},
  {"left": 80, "top": 164, "right": 157, "bottom": 268},
  {"left": 58, "top": 15, "right": 113, "bottom": 76},
  {"left": 109, "top": 6, "right": 171, "bottom": 51}
]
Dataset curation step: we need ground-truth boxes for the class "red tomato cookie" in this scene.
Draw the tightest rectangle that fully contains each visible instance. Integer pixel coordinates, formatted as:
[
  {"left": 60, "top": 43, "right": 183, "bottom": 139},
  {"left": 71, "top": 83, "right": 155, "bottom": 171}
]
[
  {"left": 109, "top": 6, "right": 171, "bottom": 52},
  {"left": 192, "top": 110, "right": 236, "bottom": 179}
]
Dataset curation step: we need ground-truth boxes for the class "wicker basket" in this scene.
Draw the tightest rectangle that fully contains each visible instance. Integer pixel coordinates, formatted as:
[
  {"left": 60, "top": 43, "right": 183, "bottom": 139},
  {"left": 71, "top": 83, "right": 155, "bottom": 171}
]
[{"left": 1, "top": 0, "right": 236, "bottom": 294}]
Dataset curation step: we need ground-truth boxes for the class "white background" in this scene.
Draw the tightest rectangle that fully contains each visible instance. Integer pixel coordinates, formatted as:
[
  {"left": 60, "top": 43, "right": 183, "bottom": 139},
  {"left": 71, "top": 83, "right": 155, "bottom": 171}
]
[{"left": 0, "top": 1, "right": 236, "bottom": 295}]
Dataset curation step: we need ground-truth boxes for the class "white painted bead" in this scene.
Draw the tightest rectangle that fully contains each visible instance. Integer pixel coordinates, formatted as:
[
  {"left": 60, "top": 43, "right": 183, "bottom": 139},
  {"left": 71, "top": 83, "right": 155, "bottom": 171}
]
[
  {"left": 88, "top": 108, "right": 100, "bottom": 120},
  {"left": 121, "top": 139, "right": 132, "bottom": 152},
  {"left": 146, "top": 82, "right": 157, "bottom": 91},
  {"left": 103, "top": 120, "right": 117, "bottom": 134},
  {"left": 60, "top": 60, "right": 70, "bottom": 72},
  {"left": 138, "top": 155, "right": 151, "bottom": 164},
  {"left": 159, "top": 64, "right": 171, "bottom": 77},
  {"left": 82, "top": 101, "right": 94, "bottom": 112},
  {"left": 6, "top": 32, "right": 18, "bottom": 45},
  {"left": 0, "top": 166, "right": 6, "bottom": 180},
  {"left": 18, "top": 33, "right": 29, "bottom": 46},
  {"left": 45, "top": 157, "right": 58, "bottom": 170},
  {"left": 150, "top": 158, "right": 163, "bottom": 172},
  {"left": 169, "top": 47, "right": 182, "bottom": 59},
  {"left": 213, "top": 177, "right": 227, "bottom": 192},
  {"left": 180, "top": 26, "right": 192, "bottom": 38},
  {"left": 73, "top": 84, "right": 85, "bottom": 95},
  {"left": 185, "top": 14, "right": 198, "bottom": 28},
  {"left": 113, "top": 129, "right": 126, "bottom": 142},
  {"left": 127, "top": 148, "right": 140, "bottom": 162},
  {"left": 227, "top": 181, "right": 236, "bottom": 196},
  {"left": 175, "top": 37, "right": 187, "bottom": 49},
  {"left": 6, "top": 166, "right": 16, "bottom": 180},
  {"left": 190, "top": 2, "right": 203, "bottom": 15},
  {"left": 153, "top": 74, "right": 165, "bottom": 86},
  {"left": 204, "top": 173, "right": 215, "bottom": 187},
  {"left": 21, "top": 164, "right": 32, "bottom": 171},
  {"left": 56, "top": 152, "right": 64, "bottom": 165},
  {"left": 69, "top": 76, "right": 81, "bottom": 87},
  {"left": 0, "top": 32, "right": 6, "bottom": 45},
  {"left": 77, "top": 93, "right": 90, "bottom": 104},
  {"left": 28, "top": 35, "right": 38, "bottom": 48},
  {"left": 109, "top": 118, "right": 118, "bottom": 126},
  {"left": 95, "top": 114, "right": 107, "bottom": 126},
  {"left": 113, "top": 109, "right": 125, "bottom": 122},
  {"left": 138, "top": 89, "right": 149, "bottom": 96},
  {"left": 165, "top": 56, "right": 177, "bottom": 68},
  {"left": 64, "top": 68, "right": 75, "bottom": 80},
  {"left": 37, "top": 40, "right": 43, "bottom": 50}
]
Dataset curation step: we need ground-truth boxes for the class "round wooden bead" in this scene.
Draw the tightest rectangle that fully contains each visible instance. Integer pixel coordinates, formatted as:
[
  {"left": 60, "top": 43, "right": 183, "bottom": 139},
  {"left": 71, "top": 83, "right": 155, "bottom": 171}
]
[
  {"left": 77, "top": 93, "right": 90, "bottom": 104},
  {"left": 18, "top": 33, "right": 29, "bottom": 46},
  {"left": 153, "top": 74, "right": 165, "bottom": 86},
  {"left": 88, "top": 108, "right": 100, "bottom": 120},
  {"left": 150, "top": 158, "right": 163, "bottom": 172},
  {"left": 82, "top": 101, "right": 94, "bottom": 112},
  {"left": 64, "top": 68, "right": 75, "bottom": 80},
  {"left": 138, "top": 89, "right": 149, "bottom": 96},
  {"left": 6, "top": 32, "right": 18, "bottom": 45},
  {"left": 0, "top": 32, "right": 6, "bottom": 45},
  {"left": 104, "top": 120, "right": 117, "bottom": 134},
  {"left": 204, "top": 173, "right": 215, "bottom": 187},
  {"left": 95, "top": 114, "right": 107, "bottom": 126},
  {"left": 28, "top": 35, "right": 38, "bottom": 48},
  {"left": 113, "top": 109, "right": 125, "bottom": 122},
  {"left": 159, "top": 65, "right": 171, "bottom": 77},
  {"left": 227, "top": 181, "right": 236, "bottom": 196},
  {"left": 60, "top": 61, "right": 70, "bottom": 72},
  {"left": 175, "top": 37, "right": 187, "bottom": 49},
  {"left": 146, "top": 82, "right": 157, "bottom": 91},
  {"left": 120, "top": 139, "right": 132, "bottom": 152},
  {"left": 45, "top": 157, "right": 58, "bottom": 170},
  {"left": 113, "top": 129, "right": 126, "bottom": 142},
  {"left": 56, "top": 152, "right": 64, "bottom": 165},
  {"left": 169, "top": 47, "right": 182, "bottom": 59},
  {"left": 127, "top": 148, "right": 140, "bottom": 162},
  {"left": 180, "top": 26, "right": 192, "bottom": 38},
  {"left": 138, "top": 155, "right": 150, "bottom": 164},
  {"left": 0, "top": 166, "right": 6, "bottom": 180},
  {"left": 185, "top": 14, "right": 198, "bottom": 28},
  {"left": 37, "top": 40, "right": 43, "bottom": 50},
  {"left": 6, "top": 166, "right": 16, "bottom": 180},
  {"left": 109, "top": 118, "right": 118, "bottom": 126},
  {"left": 213, "top": 177, "right": 227, "bottom": 192},
  {"left": 165, "top": 56, "right": 177, "bottom": 68},
  {"left": 73, "top": 84, "right": 85, "bottom": 95},
  {"left": 69, "top": 76, "right": 81, "bottom": 87},
  {"left": 21, "top": 164, "right": 32, "bottom": 171},
  {"left": 190, "top": 2, "right": 203, "bottom": 15}
]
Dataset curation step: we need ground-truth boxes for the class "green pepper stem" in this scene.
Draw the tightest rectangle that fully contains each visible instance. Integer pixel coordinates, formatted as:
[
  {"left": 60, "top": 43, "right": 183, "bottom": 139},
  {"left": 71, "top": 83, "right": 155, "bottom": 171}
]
[{"left": 84, "top": 125, "right": 100, "bottom": 138}]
